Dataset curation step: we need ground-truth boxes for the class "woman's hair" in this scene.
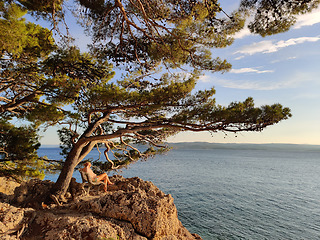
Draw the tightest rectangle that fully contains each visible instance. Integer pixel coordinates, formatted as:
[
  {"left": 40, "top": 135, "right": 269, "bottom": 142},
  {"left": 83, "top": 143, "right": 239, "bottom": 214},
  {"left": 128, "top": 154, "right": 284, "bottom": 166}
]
[{"left": 84, "top": 162, "right": 91, "bottom": 167}]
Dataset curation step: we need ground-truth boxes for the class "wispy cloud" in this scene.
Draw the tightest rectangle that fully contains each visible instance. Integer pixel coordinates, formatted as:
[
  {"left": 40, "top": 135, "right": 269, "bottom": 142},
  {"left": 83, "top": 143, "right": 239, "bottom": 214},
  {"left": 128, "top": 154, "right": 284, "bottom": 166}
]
[
  {"left": 201, "top": 71, "right": 316, "bottom": 91},
  {"left": 233, "top": 27, "right": 252, "bottom": 39},
  {"left": 199, "top": 67, "right": 274, "bottom": 84},
  {"left": 198, "top": 75, "right": 281, "bottom": 90},
  {"left": 234, "top": 36, "right": 320, "bottom": 57},
  {"left": 230, "top": 67, "right": 274, "bottom": 74},
  {"left": 234, "top": 55, "right": 245, "bottom": 60},
  {"left": 199, "top": 75, "right": 211, "bottom": 83},
  {"left": 213, "top": 78, "right": 284, "bottom": 90},
  {"left": 293, "top": 92, "right": 320, "bottom": 100},
  {"left": 294, "top": 7, "right": 320, "bottom": 29},
  {"left": 271, "top": 56, "right": 297, "bottom": 64}
]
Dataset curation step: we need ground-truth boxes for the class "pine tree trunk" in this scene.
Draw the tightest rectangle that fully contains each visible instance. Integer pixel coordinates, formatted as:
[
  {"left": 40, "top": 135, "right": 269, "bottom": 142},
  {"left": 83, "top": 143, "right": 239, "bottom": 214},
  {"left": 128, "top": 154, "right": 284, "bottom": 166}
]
[
  {"left": 52, "top": 143, "right": 84, "bottom": 200},
  {"left": 52, "top": 140, "right": 97, "bottom": 200}
]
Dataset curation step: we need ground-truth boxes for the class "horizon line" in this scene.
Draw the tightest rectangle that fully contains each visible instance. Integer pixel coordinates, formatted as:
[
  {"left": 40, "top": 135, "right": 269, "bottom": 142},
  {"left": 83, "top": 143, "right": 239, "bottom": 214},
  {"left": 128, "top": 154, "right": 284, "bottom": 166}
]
[{"left": 40, "top": 142, "right": 320, "bottom": 147}]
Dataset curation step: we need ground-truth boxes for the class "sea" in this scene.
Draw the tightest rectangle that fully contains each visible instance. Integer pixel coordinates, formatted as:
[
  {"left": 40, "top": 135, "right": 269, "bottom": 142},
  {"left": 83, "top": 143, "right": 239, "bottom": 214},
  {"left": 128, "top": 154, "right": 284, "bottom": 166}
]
[{"left": 38, "top": 143, "right": 320, "bottom": 240}]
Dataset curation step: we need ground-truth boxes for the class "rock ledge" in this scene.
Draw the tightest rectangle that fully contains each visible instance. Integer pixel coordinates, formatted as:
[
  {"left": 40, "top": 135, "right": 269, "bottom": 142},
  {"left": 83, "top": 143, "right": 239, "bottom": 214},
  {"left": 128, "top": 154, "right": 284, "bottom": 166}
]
[{"left": 0, "top": 175, "right": 202, "bottom": 240}]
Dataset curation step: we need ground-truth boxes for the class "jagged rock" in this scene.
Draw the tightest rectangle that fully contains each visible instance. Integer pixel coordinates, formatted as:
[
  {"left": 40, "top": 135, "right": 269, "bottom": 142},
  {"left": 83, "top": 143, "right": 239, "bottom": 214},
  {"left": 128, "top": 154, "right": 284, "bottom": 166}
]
[
  {"left": 11, "top": 179, "right": 54, "bottom": 209},
  {"left": 0, "top": 201, "right": 146, "bottom": 240},
  {"left": 27, "top": 210, "right": 147, "bottom": 240},
  {"left": 1, "top": 175, "right": 202, "bottom": 240},
  {"left": 71, "top": 176, "right": 200, "bottom": 239},
  {"left": 0, "top": 202, "right": 35, "bottom": 239}
]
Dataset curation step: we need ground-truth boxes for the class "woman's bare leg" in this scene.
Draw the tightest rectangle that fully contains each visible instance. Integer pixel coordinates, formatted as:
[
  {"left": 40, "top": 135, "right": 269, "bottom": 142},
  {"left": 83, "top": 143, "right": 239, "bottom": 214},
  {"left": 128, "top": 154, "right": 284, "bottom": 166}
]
[{"left": 97, "top": 173, "right": 113, "bottom": 192}]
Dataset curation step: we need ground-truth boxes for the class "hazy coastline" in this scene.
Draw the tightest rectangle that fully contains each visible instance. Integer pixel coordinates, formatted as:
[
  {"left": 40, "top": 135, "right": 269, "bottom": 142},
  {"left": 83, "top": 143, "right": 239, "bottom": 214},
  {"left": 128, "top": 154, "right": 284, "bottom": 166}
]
[
  {"left": 168, "top": 142, "right": 320, "bottom": 151},
  {"left": 41, "top": 142, "right": 320, "bottom": 151}
]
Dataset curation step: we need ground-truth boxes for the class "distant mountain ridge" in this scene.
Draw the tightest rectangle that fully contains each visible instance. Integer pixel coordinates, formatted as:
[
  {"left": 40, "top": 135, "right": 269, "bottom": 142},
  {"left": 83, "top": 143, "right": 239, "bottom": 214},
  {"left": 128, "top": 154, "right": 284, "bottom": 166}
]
[
  {"left": 40, "top": 142, "right": 320, "bottom": 152},
  {"left": 167, "top": 142, "right": 320, "bottom": 152}
]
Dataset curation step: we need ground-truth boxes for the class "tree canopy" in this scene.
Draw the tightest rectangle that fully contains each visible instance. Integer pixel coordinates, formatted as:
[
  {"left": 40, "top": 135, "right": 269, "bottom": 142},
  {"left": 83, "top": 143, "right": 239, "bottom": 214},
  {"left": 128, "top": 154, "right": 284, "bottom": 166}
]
[
  {"left": 0, "top": 1, "right": 113, "bottom": 178},
  {"left": 240, "top": 0, "right": 320, "bottom": 37},
  {"left": 76, "top": 0, "right": 243, "bottom": 71},
  {"left": 2, "top": 0, "right": 319, "bottom": 201}
]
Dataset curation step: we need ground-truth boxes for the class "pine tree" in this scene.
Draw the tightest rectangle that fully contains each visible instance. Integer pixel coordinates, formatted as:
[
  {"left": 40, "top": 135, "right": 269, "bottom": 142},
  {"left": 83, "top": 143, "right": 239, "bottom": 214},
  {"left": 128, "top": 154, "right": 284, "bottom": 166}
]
[{"left": 2, "top": 0, "right": 319, "bottom": 201}]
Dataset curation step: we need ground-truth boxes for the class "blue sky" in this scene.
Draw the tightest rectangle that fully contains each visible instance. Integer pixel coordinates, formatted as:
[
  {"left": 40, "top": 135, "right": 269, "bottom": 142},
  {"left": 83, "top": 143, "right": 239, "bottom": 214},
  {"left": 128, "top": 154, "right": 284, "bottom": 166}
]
[
  {"left": 40, "top": 1, "right": 320, "bottom": 146},
  {"left": 168, "top": 1, "right": 320, "bottom": 145}
]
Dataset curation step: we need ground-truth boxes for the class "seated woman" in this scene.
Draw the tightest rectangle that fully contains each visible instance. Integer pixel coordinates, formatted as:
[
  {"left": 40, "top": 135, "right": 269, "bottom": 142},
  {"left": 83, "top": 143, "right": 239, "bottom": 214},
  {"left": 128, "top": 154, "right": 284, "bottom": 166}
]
[{"left": 80, "top": 162, "right": 113, "bottom": 192}]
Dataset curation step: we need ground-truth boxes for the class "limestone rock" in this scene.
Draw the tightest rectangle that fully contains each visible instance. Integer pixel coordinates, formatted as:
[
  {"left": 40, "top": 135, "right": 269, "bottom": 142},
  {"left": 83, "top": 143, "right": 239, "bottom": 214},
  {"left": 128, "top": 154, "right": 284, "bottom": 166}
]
[
  {"left": 28, "top": 211, "right": 147, "bottom": 240},
  {"left": 71, "top": 175, "right": 199, "bottom": 239},
  {"left": 12, "top": 179, "right": 54, "bottom": 209},
  {"left": 0, "top": 175, "right": 202, "bottom": 240},
  {"left": 0, "top": 202, "right": 35, "bottom": 239}
]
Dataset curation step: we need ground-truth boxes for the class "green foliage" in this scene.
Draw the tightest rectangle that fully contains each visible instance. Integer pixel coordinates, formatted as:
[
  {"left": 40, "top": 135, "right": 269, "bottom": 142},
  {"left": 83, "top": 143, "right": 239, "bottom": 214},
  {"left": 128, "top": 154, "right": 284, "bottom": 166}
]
[
  {"left": 55, "top": 67, "right": 291, "bottom": 175},
  {"left": 42, "top": 46, "right": 114, "bottom": 106},
  {"left": 1, "top": 0, "right": 306, "bottom": 195},
  {"left": 240, "top": 0, "right": 320, "bottom": 37},
  {"left": 0, "top": 2, "right": 28, "bottom": 56},
  {"left": 0, "top": 1, "right": 115, "bottom": 179},
  {"left": 18, "top": 0, "right": 63, "bottom": 14},
  {"left": 58, "top": 127, "right": 77, "bottom": 157},
  {"left": 25, "top": 105, "right": 65, "bottom": 127},
  {"left": 0, "top": 119, "right": 45, "bottom": 179},
  {"left": 0, "top": 120, "right": 39, "bottom": 160},
  {"left": 0, "top": 2, "right": 56, "bottom": 58},
  {"left": 18, "top": 0, "right": 64, "bottom": 21},
  {"left": 78, "top": 0, "right": 243, "bottom": 72}
]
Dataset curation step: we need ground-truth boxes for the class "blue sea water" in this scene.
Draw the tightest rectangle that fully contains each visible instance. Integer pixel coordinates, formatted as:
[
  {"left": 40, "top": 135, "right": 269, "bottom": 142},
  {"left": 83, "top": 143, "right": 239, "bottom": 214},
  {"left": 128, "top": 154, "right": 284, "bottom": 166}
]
[{"left": 39, "top": 144, "right": 320, "bottom": 240}]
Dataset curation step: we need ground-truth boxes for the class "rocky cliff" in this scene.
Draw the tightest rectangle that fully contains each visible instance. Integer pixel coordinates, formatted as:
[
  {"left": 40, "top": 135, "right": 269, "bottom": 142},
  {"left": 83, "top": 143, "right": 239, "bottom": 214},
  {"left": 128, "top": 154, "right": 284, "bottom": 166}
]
[{"left": 0, "top": 175, "right": 202, "bottom": 240}]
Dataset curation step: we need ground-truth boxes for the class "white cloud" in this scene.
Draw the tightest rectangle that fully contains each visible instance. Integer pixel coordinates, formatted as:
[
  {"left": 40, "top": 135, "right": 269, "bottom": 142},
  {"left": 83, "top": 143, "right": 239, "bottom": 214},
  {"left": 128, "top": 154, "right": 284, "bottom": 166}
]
[
  {"left": 233, "top": 27, "right": 252, "bottom": 39},
  {"left": 234, "top": 55, "right": 245, "bottom": 60},
  {"left": 230, "top": 67, "right": 274, "bottom": 74},
  {"left": 198, "top": 69, "right": 319, "bottom": 91},
  {"left": 198, "top": 75, "right": 285, "bottom": 90},
  {"left": 287, "top": 56, "right": 297, "bottom": 60},
  {"left": 271, "top": 56, "right": 297, "bottom": 64},
  {"left": 199, "top": 67, "right": 273, "bottom": 85},
  {"left": 235, "top": 40, "right": 274, "bottom": 56},
  {"left": 213, "top": 78, "right": 283, "bottom": 90},
  {"left": 294, "top": 7, "right": 320, "bottom": 29},
  {"left": 213, "top": 71, "right": 317, "bottom": 90},
  {"left": 198, "top": 75, "right": 211, "bottom": 83},
  {"left": 234, "top": 36, "right": 320, "bottom": 56}
]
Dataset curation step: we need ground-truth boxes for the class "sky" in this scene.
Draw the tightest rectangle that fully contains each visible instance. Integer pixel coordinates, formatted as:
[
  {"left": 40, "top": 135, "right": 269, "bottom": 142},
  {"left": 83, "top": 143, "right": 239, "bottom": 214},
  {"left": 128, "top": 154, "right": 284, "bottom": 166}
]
[
  {"left": 167, "top": 1, "right": 320, "bottom": 145},
  {"left": 40, "top": 1, "right": 320, "bottom": 146}
]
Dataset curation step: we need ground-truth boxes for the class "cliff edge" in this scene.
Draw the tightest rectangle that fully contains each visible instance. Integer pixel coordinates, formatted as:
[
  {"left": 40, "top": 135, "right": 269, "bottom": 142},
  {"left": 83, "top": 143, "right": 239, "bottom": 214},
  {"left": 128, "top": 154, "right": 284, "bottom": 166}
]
[{"left": 0, "top": 175, "right": 202, "bottom": 240}]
